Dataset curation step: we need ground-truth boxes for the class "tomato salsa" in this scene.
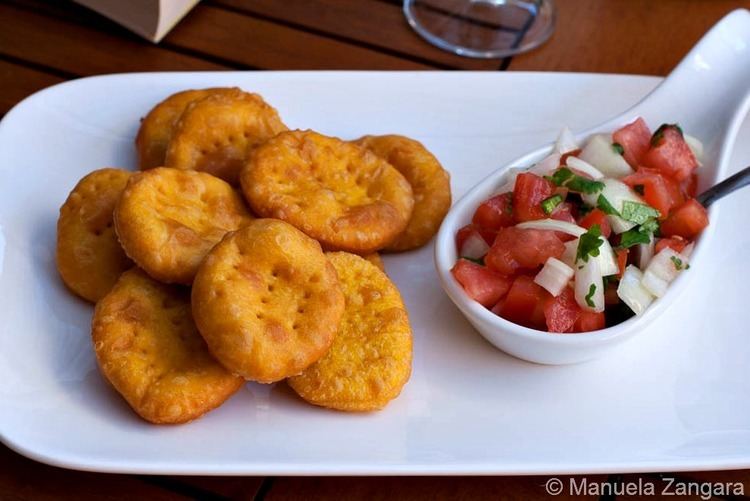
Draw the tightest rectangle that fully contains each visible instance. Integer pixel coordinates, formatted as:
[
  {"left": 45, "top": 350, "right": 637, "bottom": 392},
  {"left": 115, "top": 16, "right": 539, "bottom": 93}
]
[{"left": 451, "top": 118, "right": 709, "bottom": 333}]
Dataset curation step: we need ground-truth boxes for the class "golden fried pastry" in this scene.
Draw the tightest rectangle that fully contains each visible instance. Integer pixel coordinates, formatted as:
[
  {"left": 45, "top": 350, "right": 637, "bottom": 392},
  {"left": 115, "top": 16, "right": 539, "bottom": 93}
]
[
  {"left": 355, "top": 135, "right": 451, "bottom": 251},
  {"left": 241, "top": 130, "right": 415, "bottom": 254},
  {"left": 114, "top": 167, "right": 252, "bottom": 285},
  {"left": 135, "top": 87, "right": 237, "bottom": 171},
  {"left": 92, "top": 268, "right": 244, "bottom": 424},
  {"left": 363, "top": 252, "right": 385, "bottom": 272},
  {"left": 192, "top": 219, "right": 345, "bottom": 383},
  {"left": 56, "top": 168, "right": 133, "bottom": 302},
  {"left": 288, "top": 252, "right": 412, "bottom": 411},
  {"left": 164, "top": 89, "right": 287, "bottom": 184}
]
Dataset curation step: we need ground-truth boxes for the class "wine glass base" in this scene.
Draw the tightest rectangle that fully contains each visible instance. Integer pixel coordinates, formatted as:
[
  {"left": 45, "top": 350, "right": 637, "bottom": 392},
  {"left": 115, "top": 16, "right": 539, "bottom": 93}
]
[{"left": 404, "top": 0, "right": 556, "bottom": 59}]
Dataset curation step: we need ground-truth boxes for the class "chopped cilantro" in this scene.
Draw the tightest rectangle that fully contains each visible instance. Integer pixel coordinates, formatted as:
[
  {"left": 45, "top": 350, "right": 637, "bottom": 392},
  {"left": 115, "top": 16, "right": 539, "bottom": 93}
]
[
  {"left": 670, "top": 256, "right": 685, "bottom": 270},
  {"left": 633, "top": 184, "right": 645, "bottom": 196},
  {"left": 618, "top": 230, "right": 651, "bottom": 248},
  {"left": 541, "top": 194, "right": 563, "bottom": 215},
  {"left": 612, "top": 143, "right": 625, "bottom": 155},
  {"left": 585, "top": 283, "right": 597, "bottom": 308},
  {"left": 618, "top": 219, "right": 660, "bottom": 248},
  {"left": 547, "top": 168, "right": 574, "bottom": 186},
  {"left": 651, "top": 123, "right": 684, "bottom": 146},
  {"left": 597, "top": 194, "right": 620, "bottom": 216},
  {"left": 547, "top": 167, "right": 605, "bottom": 194},
  {"left": 461, "top": 256, "right": 484, "bottom": 266},
  {"left": 620, "top": 201, "right": 661, "bottom": 224},
  {"left": 567, "top": 176, "right": 605, "bottom": 194},
  {"left": 576, "top": 224, "right": 604, "bottom": 263},
  {"left": 640, "top": 218, "right": 660, "bottom": 234}
]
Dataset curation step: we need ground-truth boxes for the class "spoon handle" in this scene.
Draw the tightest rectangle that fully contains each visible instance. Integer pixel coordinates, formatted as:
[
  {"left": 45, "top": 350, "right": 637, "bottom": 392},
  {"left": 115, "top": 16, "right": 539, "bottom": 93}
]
[{"left": 696, "top": 165, "right": 750, "bottom": 207}]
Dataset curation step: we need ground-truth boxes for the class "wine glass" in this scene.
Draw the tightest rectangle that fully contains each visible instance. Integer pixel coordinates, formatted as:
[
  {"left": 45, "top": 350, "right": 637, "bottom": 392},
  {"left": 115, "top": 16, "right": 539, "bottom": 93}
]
[{"left": 403, "top": 0, "right": 556, "bottom": 59}]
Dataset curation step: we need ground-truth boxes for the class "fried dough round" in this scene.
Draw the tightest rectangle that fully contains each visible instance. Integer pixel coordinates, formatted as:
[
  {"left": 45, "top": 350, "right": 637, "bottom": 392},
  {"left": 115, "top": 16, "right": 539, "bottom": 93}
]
[
  {"left": 92, "top": 268, "right": 244, "bottom": 424},
  {"left": 192, "top": 219, "right": 345, "bottom": 383},
  {"left": 56, "top": 168, "right": 133, "bottom": 302},
  {"left": 135, "top": 87, "right": 237, "bottom": 171},
  {"left": 114, "top": 167, "right": 252, "bottom": 285},
  {"left": 164, "top": 89, "right": 287, "bottom": 184},
  {"left": 355, "top": 135, "right": 451, "bottom": 251},
  {"left": 241, "top": 130, "right": 415, "bottom": 254},
  {"left": 363, "top": 252, "right": 385, "bottom": 272},
  {"left": 288, "top": 252, "right": 412, "bottom": 411}
]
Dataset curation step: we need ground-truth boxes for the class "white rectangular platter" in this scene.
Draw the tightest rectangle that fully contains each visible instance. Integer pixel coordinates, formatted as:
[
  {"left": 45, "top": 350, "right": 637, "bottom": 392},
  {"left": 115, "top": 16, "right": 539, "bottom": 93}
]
[{"left": 1, "top": 72, "right": 749, "bottom": 475}]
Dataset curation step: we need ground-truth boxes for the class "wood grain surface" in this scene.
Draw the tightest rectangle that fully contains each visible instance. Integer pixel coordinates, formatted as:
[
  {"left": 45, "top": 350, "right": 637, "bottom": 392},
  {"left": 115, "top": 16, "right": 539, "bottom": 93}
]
[{"left": 2, "top": 0, "right": 749, "bottom": 499}]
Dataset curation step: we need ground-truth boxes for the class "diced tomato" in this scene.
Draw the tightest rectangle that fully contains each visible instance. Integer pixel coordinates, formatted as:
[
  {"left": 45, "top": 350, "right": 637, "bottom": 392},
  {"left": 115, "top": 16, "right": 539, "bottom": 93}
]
[
  {"left": 476, "top": 227, "right": 497, "bottom": 245},
  {"left": 498, "top": 275, "right": 550, "bottom": 330},
  {"left": 681, "top": 173, "right": 698, "bottom": 198},
  {"left": 655, "top": 236, "right": 688, "bottom": 254},
  {"left": 660, "top": 198, "right": 709, "bottom": 239},
  {"left": 485, "top": 227, "right": 565, "bottom": 275},
  {"left": 574, "top": 311, "right": 606, "bottom": 332},
  {"left": 560, "top": 148, "right": 582, "bottom": 165},
  {"left": 550, "top": 202, "right": 576, "bottom": 224},
  {"left": 622, "top": 167, "right": 683, "bottom": 219},
  {"left": 616, "top": 248, "right": 629, "bottom": 277},
  {"left": 543, "top": 286, "right": 580, "bottom": 333},
  {"left": 512, "top": 173, "right": 554, "bottom": 222},
  {"left": 472, "top": 192, "right": 514, "bottom": 231},
  {"left": 578, "top": 208, "right": 612, "bottom": 239},
  {"left": 451, "top": 259, "right": 512, "bottom": 308},
  {"left": 549, "top": 202, "right": 577, "bottom": 241},
  {"left": 613, "top": 117, "right": 652, "bottom": 167},
  {"left": 490, "top": 298, "right": 505, "bottom": 316},
  {"left": 456, "top": 224, "right": 495, "bottom": 253},
  {"left": 530, "top": 298, "right": 547, "bottom": 328},
  {"left": 642, "top": 125, "right": 698, "bottom": 181}
]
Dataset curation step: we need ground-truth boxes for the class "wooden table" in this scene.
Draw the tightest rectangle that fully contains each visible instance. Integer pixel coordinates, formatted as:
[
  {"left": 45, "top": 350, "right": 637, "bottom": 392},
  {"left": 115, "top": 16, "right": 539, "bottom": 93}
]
[{"left": 2, "top": 0, "right": 750, "bottom": 498}]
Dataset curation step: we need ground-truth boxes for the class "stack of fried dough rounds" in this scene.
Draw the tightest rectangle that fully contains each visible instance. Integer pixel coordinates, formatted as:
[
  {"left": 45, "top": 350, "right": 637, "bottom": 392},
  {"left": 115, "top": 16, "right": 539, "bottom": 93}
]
[{"left": 55, "top": 87, "right": 452, "bottom": 424}]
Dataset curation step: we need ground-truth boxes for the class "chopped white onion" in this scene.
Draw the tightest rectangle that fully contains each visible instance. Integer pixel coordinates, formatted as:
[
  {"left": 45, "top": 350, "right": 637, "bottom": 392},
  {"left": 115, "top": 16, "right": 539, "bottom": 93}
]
[
  {"left": 646, "top": 248, "right": 686, "bottom": 281},
  {"left": 554, "top": 126, "right": 579, "bottom": 154},
  {"left": 685, "top": 134, "right": 704, "bottom": 164},
  {"left": 575, "top": 257, "right": 605, "bottom": 312},
  {"left": 534, "top": 257, "right": 575, "bottom": 296},
  {"left": 581, "top": 178, "right": 644, "bottom": 234},
  {"left": 637, "top": 235, "right": 655, "bottom": 269},
  {"left": 532, "top": 152, "right": 562, "bottom": 176},
  {"left": 516, "top": 219, "right": 586, "bottom": 237},
  {"left": 640, "top": 247, "right": 689, "bottom": 298},
  {"left": 566, "top": 156, "right": 604, "bottom": 179},
  {"left": 459, "top": 231, "right": 490, "bottom": 260},
  {"left": 559, "top": 233, "right": 618, "bottom": 275},
  {"left": 579, "top": 134, "right": 634, "bottom": 177},
  {"left": 596, "top": 239, "right": 620, "bottom": 276},
  {"left": 560, "top": 239, "right": 578, "bottom": 268},
  {"left": 641, "top": 270, "right": 668, "bottom": 297},
  {"left": 607, "top": 215, "right": 636, "bottom": 234},
  {"left": 617, "top": 265, "right": 654, "bottom": 315}
]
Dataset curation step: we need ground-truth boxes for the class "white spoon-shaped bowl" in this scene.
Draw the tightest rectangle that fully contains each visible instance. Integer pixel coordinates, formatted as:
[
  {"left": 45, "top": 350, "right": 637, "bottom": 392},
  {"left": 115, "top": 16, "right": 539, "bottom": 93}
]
[{"left": 434, "top": 9, "right": 750, "bottom": 365}]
